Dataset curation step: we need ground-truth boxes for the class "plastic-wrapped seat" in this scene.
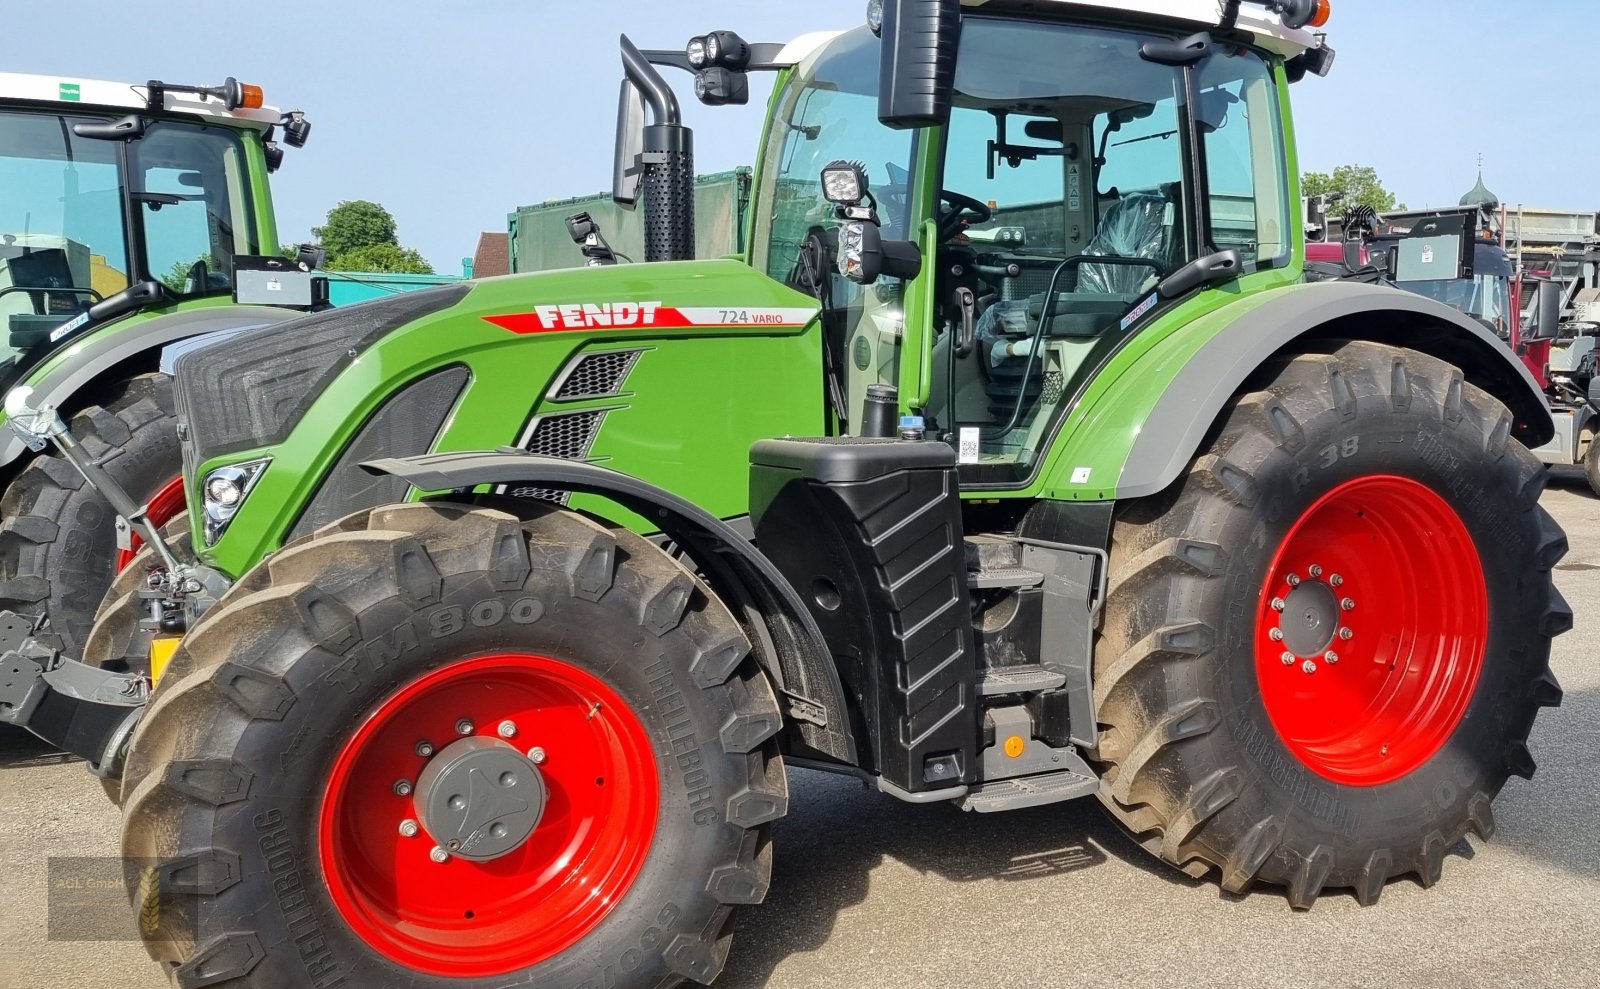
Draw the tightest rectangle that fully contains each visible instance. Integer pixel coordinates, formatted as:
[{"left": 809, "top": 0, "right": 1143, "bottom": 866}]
[{"left": 1079, "top": 193, "right": 1172, "bottom": 294}]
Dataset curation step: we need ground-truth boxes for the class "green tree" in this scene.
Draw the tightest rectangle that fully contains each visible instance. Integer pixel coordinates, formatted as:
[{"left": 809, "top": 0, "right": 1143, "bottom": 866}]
[
  {"left": 312, "top": 200, "right": 399, "bottom": 259},
  {"left": 1302, "top": 165, "right": 1403, "bottom": 213},
  {"left": 334, "top": 242, "right": 434, "bottom": 275}
]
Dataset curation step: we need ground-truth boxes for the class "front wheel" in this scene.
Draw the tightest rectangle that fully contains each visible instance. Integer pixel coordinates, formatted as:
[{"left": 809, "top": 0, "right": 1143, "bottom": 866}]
[
  {"left": 121, "top": 503, "right": 786, "bottom": 988},
  {"left": 1093, "top": 340, "right": 1569, "bottom": 907},
  {"left": 1583, "top": 428, "right": 1600, "bottom": 497}
]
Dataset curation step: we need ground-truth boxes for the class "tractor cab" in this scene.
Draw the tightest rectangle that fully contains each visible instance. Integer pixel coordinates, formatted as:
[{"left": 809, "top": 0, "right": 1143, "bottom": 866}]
[
  {"left": 737, "top": 3, "right": 1316, "bottom": 484},
  {"left": 0, "top": 72, "right": 311, "bottom": 387}
]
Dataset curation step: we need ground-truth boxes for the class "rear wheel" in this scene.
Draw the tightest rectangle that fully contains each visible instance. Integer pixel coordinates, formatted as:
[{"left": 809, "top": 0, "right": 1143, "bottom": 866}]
[
  {"left": 0, "top": 373, "right": 183, "bottom": 654},
  {"left": 121, "top": 502, "right": 786, "bottom": 988},
  {"left": 1093, "top": 340, "right": 1569, "bottom": 907},
  {"left": 1583, "top": 427, "right": 1600, "bottom": 497}
]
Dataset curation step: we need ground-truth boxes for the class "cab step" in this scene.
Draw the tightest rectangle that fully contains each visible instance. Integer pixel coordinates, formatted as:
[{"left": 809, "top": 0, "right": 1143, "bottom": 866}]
[
  {"left": 956, "top": 770, "right": 1100, "bottom": 813},
  {"left": 969, "top": 567, "right": 1045, "bottom": 590},
  {"left": 978, "top": 664, "right": 1067, "bottom": 696}
]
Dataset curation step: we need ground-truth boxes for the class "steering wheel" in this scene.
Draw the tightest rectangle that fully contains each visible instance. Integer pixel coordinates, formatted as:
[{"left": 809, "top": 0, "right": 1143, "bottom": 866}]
[{"left": 939, "top": 190, "right": 993, "bottom": 242}]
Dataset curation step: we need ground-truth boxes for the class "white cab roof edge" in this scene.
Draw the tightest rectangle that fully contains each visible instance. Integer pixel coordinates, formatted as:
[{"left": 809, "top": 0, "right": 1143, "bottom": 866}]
[
  {"left": 0, "top": 71, "right": 283, "bottom": 130},
  {"left": 774, "top": 31, "right": 848, "bottom": 67},
  {"left": 960, "top": 0, "right": 1323, "bottom": 58}
]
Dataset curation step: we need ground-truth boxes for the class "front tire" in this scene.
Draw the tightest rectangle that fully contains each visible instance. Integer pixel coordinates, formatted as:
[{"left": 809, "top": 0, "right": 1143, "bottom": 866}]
[
  {"left": 121, "top": 502, "right": 786, "bottom": 988},
  {"left": 1093, "top": 340, "right": 1569, "bottom": 907},
  {"left": 0, "top": 373, "right": 183, "bottom": 654}
]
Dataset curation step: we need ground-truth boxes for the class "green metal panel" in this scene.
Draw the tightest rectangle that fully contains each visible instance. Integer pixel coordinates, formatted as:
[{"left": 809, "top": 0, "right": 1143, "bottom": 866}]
[
  {"left": 509, "top": 169, "right": 752, "bottom": 274},
  {"left": 193, "top": 259, "right": 824, "bottom": 577}
]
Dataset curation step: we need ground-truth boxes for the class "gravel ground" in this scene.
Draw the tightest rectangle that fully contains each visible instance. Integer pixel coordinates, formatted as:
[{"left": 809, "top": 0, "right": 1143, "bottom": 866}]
[{"left": 1, "top": 475, "right": 1595, "bottom": 989}]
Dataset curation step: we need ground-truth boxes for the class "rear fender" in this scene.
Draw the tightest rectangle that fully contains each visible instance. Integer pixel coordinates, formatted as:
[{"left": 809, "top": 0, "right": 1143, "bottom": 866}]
[
  {"left": 1044, "top": 281, "right": 1554, "bottom": 501},
  {"left": 0, "top": 305, "right": 297, "bottom": 469},
  {"left": 362, "top": 450, "right": 859, "bottom": 765}
]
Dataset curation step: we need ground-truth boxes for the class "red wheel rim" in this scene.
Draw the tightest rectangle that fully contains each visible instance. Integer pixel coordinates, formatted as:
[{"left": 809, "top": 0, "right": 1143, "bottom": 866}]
[
  {"left": 117, "top": 475, "right": 186, "bottom": 571},
  {"left": 1255, "top": 475, "right": 1488, "bottom": 786},
  {"left": 319, "top": 653, "right": 659, "bottom": 977}
]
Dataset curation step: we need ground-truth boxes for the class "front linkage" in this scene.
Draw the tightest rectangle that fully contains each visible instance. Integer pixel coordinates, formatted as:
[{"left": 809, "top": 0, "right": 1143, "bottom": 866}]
[{"left": 0, "top": 388, "right": 221, "bottom": 773}]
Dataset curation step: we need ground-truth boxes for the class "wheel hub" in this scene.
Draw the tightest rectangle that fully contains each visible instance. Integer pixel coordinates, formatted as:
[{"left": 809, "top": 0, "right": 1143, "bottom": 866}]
[
  {"left": 414, "top": 737, "right": 547, "bottom": 861},
  {"left": 1277, "top": 578, "right": 1342, "bottom": 658}
]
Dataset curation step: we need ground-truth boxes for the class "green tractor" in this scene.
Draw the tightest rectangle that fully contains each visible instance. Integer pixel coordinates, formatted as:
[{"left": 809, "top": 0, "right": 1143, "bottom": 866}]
[
  {"left": 1, "top": 2, "right": 1571, "bottom": 986},
  {"left": 0, "top": 70, "right": 314, "bottom": 658}
]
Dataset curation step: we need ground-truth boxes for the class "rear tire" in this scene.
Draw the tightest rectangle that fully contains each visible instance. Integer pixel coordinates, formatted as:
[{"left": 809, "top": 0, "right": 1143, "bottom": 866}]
[
  {"left": 0, "top": 374, "right": 182, "bottom": 655},
  {"left": 121, "top": 502, "right": 786, "bottom": 988},
  {"left": 1093, "top": 340, "right": 1569, "bottom": 907},
  {"left": 1583, "top": 428, "right": 1600, "bottom": 497}
]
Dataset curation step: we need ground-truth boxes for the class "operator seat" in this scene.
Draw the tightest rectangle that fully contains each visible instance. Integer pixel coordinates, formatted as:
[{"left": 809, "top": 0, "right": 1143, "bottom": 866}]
[{"left": 979, "top": 192, "right": 1175, "bottom": 427}]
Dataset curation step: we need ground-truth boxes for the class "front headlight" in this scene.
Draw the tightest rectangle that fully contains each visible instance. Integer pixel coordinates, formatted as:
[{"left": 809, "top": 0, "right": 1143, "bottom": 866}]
[{"left": 202, "top": 459, "right": 269, "bottom": 545}]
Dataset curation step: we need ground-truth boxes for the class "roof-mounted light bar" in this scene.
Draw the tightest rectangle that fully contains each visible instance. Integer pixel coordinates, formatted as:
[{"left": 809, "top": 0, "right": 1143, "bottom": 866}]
[
  {"left": 1241, "top": 0, "right": 1332, "bottom": 31},
  {"left": 144, "top": 76, "right": 264, "bottom": 113}
]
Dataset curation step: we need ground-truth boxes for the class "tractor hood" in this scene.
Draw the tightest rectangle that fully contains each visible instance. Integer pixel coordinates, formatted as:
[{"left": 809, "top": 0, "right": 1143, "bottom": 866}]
[{"left": 171, "top": 260, "right": 825, "bottom": 574}]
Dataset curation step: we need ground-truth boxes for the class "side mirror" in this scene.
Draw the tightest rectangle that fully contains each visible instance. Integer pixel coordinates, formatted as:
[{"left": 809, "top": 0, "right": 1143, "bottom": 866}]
[
  {"left": 1527, "top": 281, "right": 1564, "bottom": 341},
  {"left": 836, "top": 220, "right": 921, "bottom": 286},
  {"left": 877, "top": 0, "right": 961, "bottom": 129},
  {"left": 612, "top": 78, "right": 647, "bottom": 208}
]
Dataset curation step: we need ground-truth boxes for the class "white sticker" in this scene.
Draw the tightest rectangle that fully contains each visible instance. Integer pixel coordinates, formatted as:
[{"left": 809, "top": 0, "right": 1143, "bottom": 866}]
[
  {"left": 1163, "top": 202, "right": 1176, "bottom": 227},
  {"left": 266, "top": 278, "right": 282, "bottom": 292},
  {"left": 1067, "top": 163, "right": 1082, "bottom": 212},
  {"left": 959, "top": 428, "right": 981, "bottom": 465},
  {"left": 1070, "top": 466, "right": 1093, "bottom": 485},
  {"left": 1420, "top": 246, "right": 1434, "bottom": 263},
  {"left": 49, "top": 311, "right": 91, "bottom": 343}
]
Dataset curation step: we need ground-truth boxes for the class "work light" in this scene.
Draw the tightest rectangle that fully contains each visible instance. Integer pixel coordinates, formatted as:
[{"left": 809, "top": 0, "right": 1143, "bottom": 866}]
[{"left": 821, "top": 161, "right": 868, "bottom": 207}]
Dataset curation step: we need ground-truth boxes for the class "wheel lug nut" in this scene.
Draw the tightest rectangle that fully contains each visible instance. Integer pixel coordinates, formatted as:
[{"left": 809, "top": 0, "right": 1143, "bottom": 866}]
[
  {"left": 399, "top": 819, "right": 419, "bottom": 838},
  {"left": 1281, "top": 652, "right": 1296, "bottom": 666},
  {"left": 455, "top": 719, "right": 475, "bottom": 736},
  {"left": 1339, "top": 627, "right": 1354, "bottom": 641},
  {"left": 429, "top": 846, "right": 450, "bottom": 864},
  {"left": 414, "top": 740, "right": 434, "bottom": 758},
  {"left": 1309, "top": 564, "right": 1324, "bottom": 578},
  {"left": 1325, "top": 651, "right": 1339, "bottom": 665},
  {"left": 1330, "top": 574, "right": 1344, "bottom": 587},
  {"left": 527, "top": 746, "right": 547, "bottom": 765},
  {"left": 497, "top": 720, "right": 518, "bottom": 739},
  {"left": 393, "top": 779, "right": 413, "bottom": 797},
  {"left": 1341, "top": 598, "right": 1356, "bottom": 612},
  {"left": 1286, "top": 573, "right": 1301, "bottom": 587},
  {"left": 1302, "top": 660, "right": 1318, "bottom": 674},
  {"left": 1270, "top": 628, "right": 1285, "bottom": 642},
  {"left": 1271, "top": 598, "right": 1286, "bottom": 612}
]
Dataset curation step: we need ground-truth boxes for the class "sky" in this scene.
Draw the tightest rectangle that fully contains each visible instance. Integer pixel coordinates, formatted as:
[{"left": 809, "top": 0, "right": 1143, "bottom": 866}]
[{"left": 5, "top": 1, "right": 1596, "bottom": 273}]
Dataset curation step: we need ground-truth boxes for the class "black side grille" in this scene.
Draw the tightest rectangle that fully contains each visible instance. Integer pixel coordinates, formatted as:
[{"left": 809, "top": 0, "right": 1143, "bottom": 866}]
[
  {"left": 503, "top": 410, "right": 608, "bottom": 507},
  {"left": 286, "top": 366, "right": 471, "bottom": 540},
  {"left": 174, "top": 283, "right": 470, "bottom": 466},
  {"left": 552, "top": 350, "right": 642, "bottom": 401},
  {"left": 525, "top": 410, "right": 605, "bottom": 460}
]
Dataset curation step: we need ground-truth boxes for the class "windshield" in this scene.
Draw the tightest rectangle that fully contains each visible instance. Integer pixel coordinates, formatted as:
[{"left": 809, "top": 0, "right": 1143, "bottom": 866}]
[
  {"left": 1397, "top": 275, "right": 1510, "bottom": 335},
  {"left": 0, "top": 110, "right": 258, "bottom": 373},
  {"left": 755, "top": 26, "right": 920, "bottom": 432}
]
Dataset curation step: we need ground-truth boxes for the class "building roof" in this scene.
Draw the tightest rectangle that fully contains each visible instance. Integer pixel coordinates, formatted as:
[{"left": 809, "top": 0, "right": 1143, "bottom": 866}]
[
  {"left": 472, "top": 232, "right": 510, "bottom": 279},
  {"left": 1460, "top": 170, "right": 1499, "bottom": 209}
]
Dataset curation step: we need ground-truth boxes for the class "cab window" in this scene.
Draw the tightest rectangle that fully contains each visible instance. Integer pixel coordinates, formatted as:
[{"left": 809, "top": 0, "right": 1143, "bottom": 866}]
[
  {"left": 928, "top": 16, "right": 1196, "bottom": 480},
  {"left": 1197, "top": 49, "right": 1290, "bottom": 266},
  {"left": 132, "top": 121, "right": 258, "bottom": 297}
]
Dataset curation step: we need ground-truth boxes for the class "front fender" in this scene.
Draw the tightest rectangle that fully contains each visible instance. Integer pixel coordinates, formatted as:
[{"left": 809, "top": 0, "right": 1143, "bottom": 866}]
[
  {"left": 1042, "top": 281, "right": 1554, "bottom": 501},
  {"left": 0, "top": 305, "right": 297, "bottom": 469},
  {"left": 363, "top": 450, "right": 858, "bottom": 766}
]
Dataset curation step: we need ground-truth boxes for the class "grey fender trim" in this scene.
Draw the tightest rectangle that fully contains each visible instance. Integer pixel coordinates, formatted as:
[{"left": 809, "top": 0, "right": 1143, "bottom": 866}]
[
  {"left": 0, "top": 305, "right": 299, "bottom": 468},
  {"left": 361, "top": 450, "right": 859, "bottom": 765},
  {"left": 1118, "top": 280, "right": 1556, "bottom": 499}
]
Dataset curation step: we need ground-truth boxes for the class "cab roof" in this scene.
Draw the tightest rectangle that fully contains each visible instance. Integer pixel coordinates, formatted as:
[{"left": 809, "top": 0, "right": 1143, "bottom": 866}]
[
  {"left": 961, "top": 0, "right": 1323, "bottom": 58},
  {"left": 0, "top": 71, "right": 282, "bottom": 130}
]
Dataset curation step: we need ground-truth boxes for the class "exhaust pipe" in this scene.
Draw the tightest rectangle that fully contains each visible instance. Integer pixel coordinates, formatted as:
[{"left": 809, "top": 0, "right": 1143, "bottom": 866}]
[{"left": 620, "top": 36, "right": 696, "bottom": 262}]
